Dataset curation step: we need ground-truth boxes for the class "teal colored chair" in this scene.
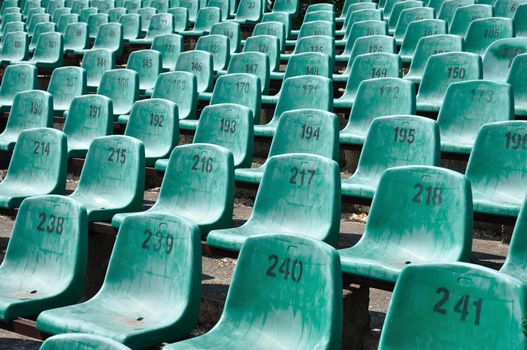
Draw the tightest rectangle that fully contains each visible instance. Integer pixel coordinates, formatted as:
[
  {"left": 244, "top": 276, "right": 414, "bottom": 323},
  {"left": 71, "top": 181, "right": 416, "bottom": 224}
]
[{"left": 483, "top": 37, "right": 527, "bottom": 82}]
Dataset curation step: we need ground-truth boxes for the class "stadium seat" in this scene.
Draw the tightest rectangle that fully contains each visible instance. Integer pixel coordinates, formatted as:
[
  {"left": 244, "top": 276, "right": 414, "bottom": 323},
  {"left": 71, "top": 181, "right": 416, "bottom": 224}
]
[
  {"left": 27, "top": 31, "right": 64, "bottom": 69},
  {"left": 466, "top": 121, "right": 527, "bottom": 218},
  {"left": 254, "top": 75, "right": 333, "bottom": 137},
  {"left": 169, "top": 7, "right": 190, "bottom": 31},
  {"left": 23, "top": 0, "right": 42, "bottom": 18},
  {"left": 37, "top": 213, "right": 200, "bottom": 349},
  {"left": 151, "top": 0, "right": 168, "bottom": 13},
  {"left": 270, "top": 52, "right": 331, "bottom": 85},
  {"left": 97, "top": 69, "right": 139, "bottom": 117},
  {"left": 449, "top": 4, "right": 492, "bottom": 36},
  {"left": 272, "top": 0, "right": 299, "bottom": 15},
  {"left": 87, "top": 22, "right": 123, "bottom": 56},
  {"left": 63, "top": 22, "right": 88, "bottom": 53},
  {"left": 52, "top": 7, "right": 72, "bottom": 23},
  {"left": 1, "top": 0, "right": 19, "bottom": 15},
  {"left": 179, "top": 0, "right": 200, "bottom": 23},
  {"left": 79, "top": 8, "right": 98, "bottom": 24},
  {"left": 283, "top": 35, "right": 335, "bottom": 70},
  {"left": 225, "top": 52, "right": 270, "bottom": 94},
  {"left": 210, "top": 21, "right": 240, "bottom": 54},
  {"left": 393, "top": 7, "right": 435, "bottom": 44},
  {"left": 336, "top": 21, "right": 388, "bottom": 60},
  {"left": 137, "top": 7, "right": 156, "bottom": 32},
  {"left": 340, "top": 77, "right": 416, "bottom": 145},
  {"left": 63, "top": 94, "right": 113, "bottom": 158},
  {"left": 0, "top": 64, "right": 38, "bottom": 112},
  {"left": 286, "top": 20, "right": 335, "bottom": 48},
  {"left": 338, "top": 9, "right": 382, "bottom": 39},
  {"left": 41, "top": 334, "right": 131, "bottom": 350},
  {"left": 1, "top": 13, "right": 22, "bottom": 31},
  {"left": 57, "top": 13, "right": 79, "bottom": 34},
  {"left": 0, "top": 128, "right": 67, "bottom": 208},
  {"left": 404, "top": 34, "right": 464, "bottom": 83},
  {"left": 235, "top": 109, "right": 339, "bottom": 185},
  {"left": 126, "top": 49, "right": 162, "bottom": 92},
  {"left": 207, "top": 154, "right": 341, "bottom": 251},
  {"left": 508, "top": 53, "right": 527, "bottom": 116},
  {"left": 27, "top": 13, "right": 51, "bottom": 35},
  {"left": 119, "top": 143, "right": 234, "bottom": 235},
  {"left": 514, "top": 3, "right": 527, "bottom": 36},
  {"left": 262, "top": 12, "right": 291, "bottom": 39},
  {"left": 378, "top": 262, "right": 527, "bottom": 349},
  {"left": 87, "top": 13, "right": 108, "bottom": 39},
  {"left": 81, "top": 48, "right": 115, "bottom": 91},
  {"left": 66, "top": 135, "right": 144, "bottom": 222},
  {"left": 0, "top": 31, "right": 28, "bottom": 65},
  {"left": 175, "top": 50, "right": 213, "bottom": 92},
  {"left": 501, "top": 197, "right": 527, "bottom": 283},
  {"left": 124, "top": 0, "right": 140, "bottom": 13},
  {"left": 252, "top": 21, "right": 286, "bottom": 52},
  {"left": 302, "top": 10, "right": 334, "bottom": 24},
  {"left": 46, "top": 0, "right": 65, "bottom": 16},
  {"left": 233, "top": 0, "right": 264, "bottom": 24},
  {"left": 0, "top": 195, "right": 86, "bottom": 321},
  {"left": 417, "top": 52, "right": 482, "bottom": 112},
  {"left": 482, "top": 37, "right": 527, "bottom": 82},
  {"left": 465, "top": 17, "right": 514, "bottom": 56},
  {"left": 387, "top": 1, "right": 423, "bottom": 35},
  {"left": 208, "top": 0, "right": 229, "bottom": 21},
  {"left": 438, "top": 80, "right": 513, "bottom": 154},
  {"left": 72, "top": 0, "right": 89, "bottom": 14},
  {"left": 29, "top": 22, "right": 56, "bottom": 53},
  {"left": 243, "top": 35, "right": 280, "bottom": 72},
  {"left": 165, "top": 234, "right": 343, "bottom": 350},
  {"left": 180, "top": 7, "right": 220, "bottom": 37},
  {"left": 339, "top": 2, "right": 377, "bottom": 25},
  {"left": 48, "top": 66, "right": 87, "bottom": 116},
  {"left": 119, "top": 13, "right": 141, "bottom": 40},
  {"left": 196, "top": 34, "right": 230, "bottom": 71},
  {"left": 108, "top": 7, "right": 126, "bottom": 22},
  {"left": 1, "top": 21, "right": 25, "bottom": 38},
  {"left": 124, "top": 98, "right": 178, "bottom": 166},
  {"left": 438, "top": 0, "right": 474, "bottom": 25},
  {"left": 97, "top": 0, "right": 115, "bottom": 13},
  {"left": 130, "top": 13, "right": 173, "bottom": 44},
  {"left": 494, "top": 0, "right": 527, "bottom": 17},
  {"left": 151, "top": 34, "right": 183, "bottom": 71},
  {"left": 335, "top": 52, "right": 401, "bottom": 106}
]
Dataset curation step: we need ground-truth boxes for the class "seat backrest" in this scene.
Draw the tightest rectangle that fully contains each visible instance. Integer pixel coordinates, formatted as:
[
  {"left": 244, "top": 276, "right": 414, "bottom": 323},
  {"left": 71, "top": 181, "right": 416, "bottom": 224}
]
[
  {"left": 97, "top": 69, "right": 139, "bottom": 115},
  {"left": 79, "top": 7, "right": 98, "bottom": 23},
  {"left": 145, "top": 13, "right": 173, "bottom": 39},
  {"left": 64, "top": 22, "right": 88, "bottom": 51},
  {"left": 28, "top": 13, "right": 51, "bottom": 35},
  {"left": 394, "top": 7, "right": 435, "bottom": 42},
  {"left": 108, "top": 7, "right": 126, "bottom": 22},
  {"left": 87, "top": 13, "right": 108, "bottom": 38},
  {"left": 298, "top": 20, "right": 335, "bottom": 39},
  {"left": 119, "top": 13, "right": 141, "bottom": 40},
  {"left": 175, "top": 50, "right": 213, "bottom": 92},
  {"left": 152, "top": 71, "right": 197, "bottom": 120},
  {"left": 465, "top": 17, "right": 513, "bottom": 57},
  {"left": 272, "top": 0, "right": 298, "bottom": 15},
  {"left": 93, "top": 22, "right": 123, "bottom": 55},
  {"left": 268, "top": 109, "right": 339, "bottom": 161},
  {"left": 208, "top": 0, "right": 229, "bottom": 20},
  {"left": 137, "top": 7, "right": 156, "bottom": 31},
  {"left": 379, "top": 262, "right": 527, "bottom": 349},
  {"left": 0, "top": 64, "right": 38, "bottom": 105},
  {"left": 151, "top": 0, "right": 168, "bottom": 12},
  {"left": 52, "top": 7, "right": 71, "bottom": 23},
  {"left": 151, "top": 34, "right": 183, "bottom": 70},
  {"left": 251, "top": 154, "right": 341, "bottom": 245},
  {"left": 262, "top": 11, "right": 291, "bottom": 39},
  {"left": 2, "top": 21, "right": 25, "bottom": 36},
  {"left": 196, "top": 34, "right": 230, "bottom": 71},
  {"left": 179, "top": 0, "right": 200, "bottom": 21},
  {"left": 124, "top": 0, "right": 140, "bottom": 12},
  {"left": 41, "top": 334, "right": 131, "bottom": 350},
  {"left": 283, "top": 52, "right": 332, "bottom": 80},
  {"left": 243, "top": 34, "right": 280, "bottom": 72},
  {"left": 48, "top": 66, "right": 87, "bottom": 112},
  {"left": 349, "top": 35, "right": 396, "bottom": 63},
  {"left": 226, "top": 52, "right": 269, "bottom": 94},
  {"left": 126, "top": 49, "right": 162, "bottom": 91},
  {"left": 81, "top": 48, "right": 115, "bottom": 88},
  {"left": 388, "top": 1, "right": 422, "bottom": 32},
  {"left": 399, "top": 19, "right": 447, "bottom": 59},
  {"left": 32, "top": 31, "right": 63, "bottom": 63},
  {"left": 194, "top": 103, "right": 253, "bottom": 168},
  {"left": 253, "top": 21, "right": 286, "bottom": 52},
  {"left": 6, "top": 90, "right": 53, "bottom": 135},
  {"left": 514, "top": 3, "right": 527, "bottom": 36},
  {"left": 344, "top": 20, "right": 387, "bottom": 54},
  {"left": 495, "top": 0, "right": 527, "bottom": 17},
  {"left": 293, "top": 35, "right": 335, "bottom": 68},
  {"left": 303, "top": 9, "right": 334, "bottom": 23},
  {"left": 483, "top": 37, "right": 527, "bottom": 82},
  {"left": 193, "top": 6, "right": 220, "bottom": 31},
  {"left": 72, "top": 0, "right": 89, "bottom": 14},
  {"left": 449, "top": 4, "right": 493, "bottom": 36},
  {"left": 57, "top": 13, "right": 78, "bottom": 33},
  {"left": 235, "top": 0, "right": 263, "bottom": 22},
  {"left": 508, "top": 53, "right": 527, "bottom": 114},
  {"left": 438, "top": 0, "right": 474, "bottom": 24},
  {"left": 97, "top": 0, "right": 115, "bottom": 13},
  {"left": 210, "top": 21, "right": 240, "bottom": 54},
  {"left": 0, "top": 31, "right": 28, "bottom": 62},
  {"left": 168, "top": 6, "right": 189, "bottom": 31},
  {"left": 3, "top": 128, "right": 67, "bottom": 194},
  {"left": 345, "top": 9, "right": 382, "bottom": 37},
  {"left": 30, "top": 22, "right": 56, "bottom": 51}
]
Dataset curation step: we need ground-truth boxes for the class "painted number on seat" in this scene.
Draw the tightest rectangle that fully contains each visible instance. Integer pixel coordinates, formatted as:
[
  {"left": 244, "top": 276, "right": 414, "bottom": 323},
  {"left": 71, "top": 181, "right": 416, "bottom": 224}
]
[
  {"left": 150, "top": 113, "right": 164, "bottom": 127},
  {"left": 412, "top": 183, "right": 442, "bottom": 205},
  {"left": 33, "top": 141, "right": 50, "bottom": 155},
  {"left": 433, "top": 287, "right": 482, "bottom": 325},
  {"left": 266, "top": 254, "right": 303, "bottom": 282},
  {"left": 37, "top": 213, "right": 64, "bottom": 234},
  {"left": 505, "top": 131, "right": 527, "bottom": 149},
  {"left": 192, "top": 155, "right": 213, "bottom": 172},
  {"left": 300, "top": 124, "right": 320, "bottom": 140},
  {"left": 289, "top": 166, "right": 316, "bottom": 187},
  {"left": 219, "top": 118, "right": 236, "bottom": 133},
  {"left": 142, "top": 229, "right": 174, "bottom": 254},
  {"left": 393, "top": 127, "right": 415, "bottom": 144},
  {"left": 470, "top": 88, "right": 493, "bottom": 103},
  {"left": 107, "top": 147, "right": 126, "bottom": 163}
]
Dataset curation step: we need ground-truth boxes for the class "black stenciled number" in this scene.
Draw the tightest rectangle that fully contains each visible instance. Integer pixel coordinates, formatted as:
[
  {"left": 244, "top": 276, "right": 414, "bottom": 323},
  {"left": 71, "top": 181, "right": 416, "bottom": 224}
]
[
  {"left": 470, "top": 88, "right": 493, "bottom": 103},
  {"left": 141, "top": 229, "right": 175, "bottom": 254},
  {"left": 289, "top": 166, "right": 316, "bottom": 187},
  {"left": 142, "top": 229, "right": 152, "bottom": 249},
  {"left": 33, "top": 141, "right": 50, "bottom": 156},
  {"left": 505, "top": 131, "right": 527, "bottom": 150},
  {"left": 30, "top": 102, "right": 43, "bottom": 115},
  {"left": 220, "top": 118, "right": 237, "bottom": 133},
  {"left": 192, "top": 155, "right": 213, "bottom": 172},
  {"left": 380, "top": 85, "right": 400, "bottom": 99},
  {"left": 301, "top": 124, "right": 320, "bottom": 140},
  {"left": 107, "top": 147, "right": 127, "bottom": 164},
  {"left": 245, "top": 63, "right": 258, "bottom": 73},
  {"left": 37, "top": 213, "right": 64, "bottom": 234},
  {"left": 266, "top": 254, "right": 303, "bottom": 283},
  {"left": 191, "top": 61, "right": 203, "bottom": 71},
  {"left": 412, "top": 183, "right": 442, "bottom": 206},
  {"left": 266, "top": 254, "right": 278, "bottom": 277},
  {"left": 89, "top": 104, "right": 101, "bottom": 118},
  {"left": 150, "top": 113, "right": 165, "bottom": 127},
  {"left": 235, "top": 80, "right": 250, "bottom": 94},
  {"left": 433, "top": 287, "right": 449, "bottom": 314},
  {"left": 432, "top": 287, "right": 483, "bottom": 325},
  {"left": 37, "top": 213, "right": 46, "bottom": 232},
  {"left": 371, "top": 67, "right": 387, "bottom": 78},
  {"left": 393, "top": 127, "right": 416, "bottom": 144},
  {"left": 447, "top": 67, "right": 466, "bottom": 79}
]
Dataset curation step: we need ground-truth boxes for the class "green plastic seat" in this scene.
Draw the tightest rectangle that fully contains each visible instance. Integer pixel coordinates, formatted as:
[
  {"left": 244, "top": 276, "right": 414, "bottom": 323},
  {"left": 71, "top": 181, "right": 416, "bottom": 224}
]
[
  {"left": 270, "top": 52, "right": 331, "bottom": 85},
  {"left": 501, "top": 197, "right": 527, "bottom": 284},
  {"left": 151, "top": 0, "right": 168, "bottom": 13},
  {"left": 180, "top": 7, "right": 220, "bottom": 37},
  {"left": 465, "top": 17, "right": 513, "bottom": 57},
  {"left": 26, "top": 9, "right": 45, "bottom": 25},
  {"left": 175, "top": 50, "right": 213, "bottom": 92},
  {"left": 1, "top": 0, "right": 19, "bottom": 14},
  {"left": 338, "top": 9, "right": 382, "bottom": 39},
  {"left": 302, "top": 10, "right": 335, "bottom": 25},
  {"left": 273, "top": 0, "right": 298, "bottom": 15},
  {"left": 0, "top": 128, "right": 67, "bottom": 208},
  {"left": 37, "top": 213, "right": 200, "bottom": 349},
  {"left": 166, "top": 233, "right": 343, "bottom": 350},
  {"left": 254, "top": 75, "right": 333, "bottom": 138},
  {"left": 63, "top": 22, "right": 88, "bottom": 52},
  {"left": 41, "top": 334, "right": 131, "bottom": 350},
  {"left": 72, "top": 0, "right": 89, "bottom": 14},
  {"left": 130, "top": 13, "right": 173, "bottom": 44},
  {"left": 282, "top": 36, "right": 335, "bottom": 71},
  {"left": 339, "top": 1, "right": 377, "bottom": 24},
  {"left": 108, "top": 7, "right": 126, "bottom": 22},
  {"left": 196, "top": 34, "right": 230, "bottom": 71},
  {"left": 81, "top": 48, "right": 115, "bottom": 91},
  {"left": 404, "top": 34, "right": 464, "bottom": 83},
  {"left": 225, "top": 52, "right": 270, "bottom": 94},
  {"left": 466, "top": 121, "right": 527, "bottom": 218},
  {"left": 0, "top": 90, "right": 53, "bottom": 151},
  {"left": 379, "top": 262, "right": 527, "bottom": 349},
  {"left": 124, "top": 0, "right": 140, "bottom": 12},
  {"left": 438, "top": 0, "right": 474, "bottom": 25},
  {"left": 63, "top": 94, "right": 113, "bottom": 158},
  {"left": 340, "top": 165, "right": 471, "bottom": 284},
  {"left": 399, "top": 19, "right": 447, "bottom": 63},
  {"left": 67, "top": 135, "right": 144, "bottom": 221},
  {"left": 130, "top": 143, "right": 234, "bottom": 235},
  {"left": 29, "top": 22, "right": 56, "bottom": 53},
  {"left": 252, "top": 21, "right": 286, "bottom": 53},
  {"left": 124, "top": 98, "right": 178, "bottom": 166},
  {"left": 483, "top": 37, "right": 527, "bottom": 82},
  {"left": 1, "top": 20, "right": 24, "bottom": 36},
  {"left": 0, "top": 195, "right": 86, "bottom": 321},
  {"left": 449, "top": 4, "right": 492, "bottom": 36},
  {"left": 208, "top": 153, "right": 341, "bottom": 251},
  {"left": 262, "top": 12, "right": 290, "bottom": 39},
  {"left": 495, "top": 0, "right": 527, "bottom": 17},
  {"left": 168, "top": 7, "right": 189, "bottom": 31},
  {"left": 340, "top": 77, "right": 416, "bottom": 145},
  {"left": 88, "top": 22, "right": 123, "bottom": 56},
  {"left": 0, "top": 64, "right": 38, "bottom": 112},
  {"left": 208, "top": 0, "right": 229, "bottom": 20},
  {"left": 97, "top": 69, "right": 139, "bottom": 117},
  {"left": 417, "top": 52, "right": 482, "bottom": 112},
  {"left": 0, "top": 31, "right": 28, "bottom": 65},
  {"left": 344, "top": 35, "right": 396, "bottom": 66},
  {"left": 0, "top": 13, "right": 22, "bottom": 31},
  {"left": 336, "top": 20, "right": 387, "bottom": 60},
  {"left": 119, "top": 13, "right": 141, "bottom": 40},
  {"left": 48, "top": 66, "right": 87, "bottom": 116},
  {"left": 235, "top": 109, "right": 339, "bottom": 185},
  {"left": 151, "top": 33, "right": 183, "bottom": 70},
  {"left": 179, "top": 0, "right": 199, "bottom": 22},
  {"left": 137, "top": 7, "right": 156, "bottom": 31},
  {"left": 27, "top": 13, "right": 51, "bottom": 35},
  {"left": 335, "top": 52, "right": 401, "bottom": 106},
  {"left": 52, "top": 7, "right": 71, "bottom": 23},
  {"left": 87, "top": 13, "right": 107, "bottom": 38},
  {"left": 394, "top": 7, "right": 434, "bottom": 45},
  {"left": 97, "top": 0, "right": 115, "bottom": 13},
  {"left": 343, "top": 116, "right": 440, "bottom": 199},
  {"left": 1, "top": 7, "right": 20, "bottom": 17},
  {"left": 508, "top": 53, "right": 527, "bottom": 116},
  {"left": 27, "top": 31, "right": 63, "bottom": 68},
  {"left": 79, "top": 8, "right": 98, "bottom": 24},
  {"left": 210, "top": 21, "right": 240, "bottom": 55},
  {"left": 233, "top": 0, "right": 264, "bottom": 24},
  {"left": 388, "top": 1, "right": 423, "bottom": 35},
  {"left": 23, "top": 0, "right": 42, "bottom": 17},
  {"left": 514, "top": 3, "right": 527, "bottom": 36},
  {"left": 47, "top": 0, "right": 64, "bottom": 15},
  {"left": 57, "top": 13, "right": 79, "bottom": 34},
  {"left": 243, "top": 34, "right": 280, "bottom": 72},
  {"left": 438, "top": 80, "right": 513, "bottom": 154},
  {"left": 126, "top": 49, "right": 162, "bottom": 92},
  {"left": 286, "top": 20, "right": 335, "bottom": 48}
]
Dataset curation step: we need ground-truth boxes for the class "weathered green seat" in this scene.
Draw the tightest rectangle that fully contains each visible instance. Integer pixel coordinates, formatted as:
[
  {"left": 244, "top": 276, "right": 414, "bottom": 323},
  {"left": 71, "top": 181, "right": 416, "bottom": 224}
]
[
  {"left": 179, "top": 0, "right": 199, "bottom": 23},
  {"left": 136, "top": 6, "right": 156, "bottom": 32},
  {"left": 513, "top": 3, "right": 527, "bottom": 36},
  {"left": 175, "top": 50, "right": 213, "bottom": 92},
  {"left": 130, "top": 13, "right": 173, "bottom": 44},
  {"left": 494, "top": 0, "right": 527, "bottom": 17},
  {"left": 449, "top": 4, "right": 492, "bottom": 36},
  {"left": 0, "top": 128, "right": 67, "bottom": 208},
  {"left": 210, "top": 21, "right": 240, "bottom": 54},
  {"left": 273, "top": 0, "right": 298, "bottom": 15},
  {"left": 224, "top": 52, "right": 270, "bottom": 94},
  {"left": 41, "top": 334, "right": 131, "bottom": 350},
  {"left": 108, "top": 7, "right": 126, "bottom": 22},
  {"left": 336, "top": 20, "right": 387, "bottom": 61},
  {"left": 379, "top": 262, "right": 527, "bottom": 349},
  {"left": 438, "top": 80, "right": 513, "bottom": 154},
  {"left": 124, "top": 99, "right": 178, "bottom": 166},
  {"left": 180, "top": 7, "right": 220, "bottom": 37},
  {"left": 67, "top": 135, "right": 145, "bottom": 222},
  {"left": 233, "top": 0, "right": 263, "bottom": 24},
  {"left": 126, "top": 49, "right": 162, "bottom": 92},
  {"left": 79, "top": 8, "right": 98, "bottom": 24},
  {"left": 0, "top": 31, "right": 28, "bottom": 65},
  {"left": 57, "top": 13, "right": 79, "bottom": 34},
  {"left": 52, "top": 7, "right": 71, "bottom": 23},
  {"left": 307, "top": 2, "right": 334, "bottom": 12},
  {"left": 195, "top": 34, "right": 230, "bottom": 71},
  {"left": 98, "top": 69, "right": 139, "bottom": 117},
  {"left": 404, "top": 34, "right": 464, "bottom": 83},
  {"left": 208, "top": 0, "right": 229, "bottom": 20},
  {"left": 465, "top": 17, "right": 514, "bottom": 56},
  {"left": 27, "top": 13, "right": 51, "bottom": 35},
  {"left": 388, "top": 1, "right": 423, "bottom": 35},
  {"left": 270, "top": 52, "right": 331, "bottom": 84},
  {"left": 29, "top": 22, "right": 56, "bottom": 53},
  {"left": 0, "top": 195, "right": 86, "bottom": 321},
  {"left": 466, "top": 121, "right": 527, "bottom": 218},
  {"left": 339, "top": 0, "right": 377, "bottom": 25},
  {"left": 151, "top": 34, "right": 183, "bottom": 71},
  {"left": 63, "top": 22, "right": 88, "bottom": 53},
  {"left": 338, "top": 8, "right": 382, "bottom": 39},
  {"left": 0, "top": 64, "right": 38, "bottom": 112},
  {"left": 334, "top": 52, "right": 401, "bottom": 107},
  {"left": 236, "top": 109, "right": 339, "bottom": 185},
  {"left": 286, "top": 20, "right": 334, "bottom": 48},
  {"left": 72, "top": 0, "right": 89, "bottom": 14},
  {"left": 282, "top": 35, "right": 335, "bottom": 70},
  {"left": 125, "top": 143, "right": 234, "bottom": 235},
  {"left": 252, "top": 21, "right": 286, "bottom": 52},
  {"left": 48, "top": 67, "right": 86, "bottom": 117},
  {"left": 165, "top": 233, "right": 343, "bottom": 350},
  {"left": 438, "top": 0, "right": 474, "bottom": 25},
  {"left": 28, "top": 31, "right": 63, "bottom": 68},
  {"left": 243, "top": 34, "right": 280, "bottom": 72},
  {"left": 417, "top": 52, "right": 482, "bottom": 112},
  {"left": 483, "top": 37, "right": 527, "bottom": 82},
  {"left": 37, "top": 213, "right": 201, "bottom": 349},
  {"left": 23, "top": 0, "right": 41, "bottom": 17},
  {"left": 97, "top": 0, "right": 115, "bottom": 13},
  {"left": 262, "top": 12, "right": 290, "bottom": 39},
  {"left": 508, "top": 53, "right": 527, "bottom": 116},
  {"left": 1, "top": 13, "right": 22, "bottom": 31},
  {"left": 1, "top": 21, "right": 25, "bottom": 38},
  {"left": 340, "top": 77, "right": 416, "bottom": 145},
  {"left": 169, "top": 7, "right": 189, "bottom": 31},
  {"left": 81, "top": 48, "right": 115, "bottom": 91},
  {"left": 501, "top": 197, "right": 527, "bottom": 284},
  {"left": 119, "top": 13, "right": 141, "bottom": 40},
  {"left": 124, "top": 0, "right": 140, "bottom": 12},
  {"left": 342, "top": 116, "right": 440, "bottom": 199},
  {"left": 254, "top": 75, "right": 333, "bottom": 137},
  {"left": 87, "top": 13, "right": 108, "bottom": 39},
  {"left": 1, "top": 0, "right": 19, "bottom": 15},
  {"left": 0, "top": 90, "right": 53, "bottom": 151},
  {"left": 63, "top": 94, "right": 113, "bottom": 158},
  {"left": 301, "top": 10, "right": 334, "bottom": 24},
  {"left": 207, "top": 153, "right": 341, "bottom": 251},
  {"left": 151, "top": 0, "right": 168, "bottom": 13},
  {"left": 394, "top": 7, "right": 434, "bottom": 45},
  {"left": 47, "top": 0, "right": 64, "bottom": 16},
  {"left": 86, "top": 22, "right": 123, "bottom": 56},
  {"left": 344, "top": 35, "right": 396, "bottom": 67}
]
